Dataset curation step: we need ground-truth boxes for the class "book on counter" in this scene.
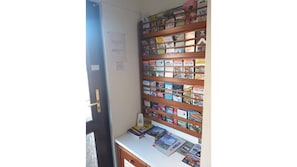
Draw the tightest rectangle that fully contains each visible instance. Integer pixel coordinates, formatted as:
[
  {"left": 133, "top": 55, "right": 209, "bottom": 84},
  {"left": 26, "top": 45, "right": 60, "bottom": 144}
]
[
  {"left": 182, "top": 143, "right": 201, "bottom": 167},
  {"left": 144, "top": 126, "right": 167, "bottom": 142},
  {"left": 153, "top": 133, "right": 186, "bottom": 156}
]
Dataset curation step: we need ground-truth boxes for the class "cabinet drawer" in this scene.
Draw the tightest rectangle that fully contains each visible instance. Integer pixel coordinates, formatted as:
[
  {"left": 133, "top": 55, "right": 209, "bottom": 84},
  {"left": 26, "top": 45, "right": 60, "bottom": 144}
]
[{"left": 118, "top": 145, "right": 150, "bottom": 167}]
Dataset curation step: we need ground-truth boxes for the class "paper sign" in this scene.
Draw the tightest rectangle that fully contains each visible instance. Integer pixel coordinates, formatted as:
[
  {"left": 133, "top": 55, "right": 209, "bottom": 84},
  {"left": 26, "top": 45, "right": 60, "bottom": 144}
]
[{"left": 107, "top": 32, "right": 126, "bottom": 62}]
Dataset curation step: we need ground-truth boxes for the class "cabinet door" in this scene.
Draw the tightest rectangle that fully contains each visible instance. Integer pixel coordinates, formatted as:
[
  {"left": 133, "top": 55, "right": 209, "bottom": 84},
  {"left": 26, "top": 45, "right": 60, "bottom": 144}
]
[{"left": 118, "top": 146, "right": 150, "bottom": 167}]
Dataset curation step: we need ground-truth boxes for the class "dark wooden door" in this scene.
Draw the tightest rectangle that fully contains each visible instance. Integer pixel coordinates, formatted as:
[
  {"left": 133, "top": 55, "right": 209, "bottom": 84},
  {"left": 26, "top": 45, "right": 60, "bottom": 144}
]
[{"left": 86, "top": 1, "right": 114, "bottom": 167}]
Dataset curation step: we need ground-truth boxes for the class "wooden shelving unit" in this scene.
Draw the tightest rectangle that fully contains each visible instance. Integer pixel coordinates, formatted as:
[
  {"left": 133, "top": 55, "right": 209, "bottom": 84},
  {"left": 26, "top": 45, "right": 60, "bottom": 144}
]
[{"left": 138, "top": 6, "right": 207, "bottom": 139}]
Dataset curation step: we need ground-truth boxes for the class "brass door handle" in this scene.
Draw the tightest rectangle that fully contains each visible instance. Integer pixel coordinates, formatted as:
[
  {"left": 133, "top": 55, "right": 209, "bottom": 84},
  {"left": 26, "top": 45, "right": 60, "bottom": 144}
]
[{"left": 88, "top": 89, "right": 101, "bottom": 112}]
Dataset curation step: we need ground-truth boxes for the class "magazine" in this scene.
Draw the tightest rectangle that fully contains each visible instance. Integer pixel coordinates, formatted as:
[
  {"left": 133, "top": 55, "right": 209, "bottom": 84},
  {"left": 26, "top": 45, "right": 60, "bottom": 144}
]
[{"left": 153, "top": 133, "right": 186, "bottom": 156}]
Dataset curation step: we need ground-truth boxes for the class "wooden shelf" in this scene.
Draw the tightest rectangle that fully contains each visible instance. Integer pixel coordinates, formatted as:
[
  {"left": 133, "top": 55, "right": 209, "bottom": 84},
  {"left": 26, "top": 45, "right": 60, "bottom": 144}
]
[
  {"left": 142, "top": 21, "right": 207, "bottom": 39},
  {"left": 142, "top": 76, "right": 204, "bottom": 85},
  {"left": 145, "top": 115, "right": 201, "bottom": 138},
  {"left": 142, "top": 52, "right": 205, "bottom": 60},
  {"left": 143, "top": 94, "right": 203, "bottom": 113}
]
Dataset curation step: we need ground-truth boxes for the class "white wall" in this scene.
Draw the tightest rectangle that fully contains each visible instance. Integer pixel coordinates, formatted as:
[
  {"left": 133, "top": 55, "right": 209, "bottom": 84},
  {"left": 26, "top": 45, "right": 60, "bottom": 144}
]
[
  {"left": 139, "top": 0, "right": 185, "bottom": 17},
  {"left": 98, "top": 0, "right": 142, "bottom": 166},
  {"left": 99, "top": 0, "right": 141, "bottom": 139}
]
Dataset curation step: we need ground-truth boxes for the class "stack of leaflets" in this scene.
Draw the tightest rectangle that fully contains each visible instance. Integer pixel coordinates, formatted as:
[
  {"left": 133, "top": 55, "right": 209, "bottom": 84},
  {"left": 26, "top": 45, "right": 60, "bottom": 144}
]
[
  {"left": 153, "top": 133, "right": 186, "bottom": 156},
  {"left": 127, "top": 121, "right": 153, "bottom": 139},
  {"left": 182, "top": 144, "right": 201, "bottom": 167},
  {"left": 127, "top": 127, "right": 146, "bottom": 139},
  {"left": 144, "top": 126, "right": 167, "bottom": 142}
]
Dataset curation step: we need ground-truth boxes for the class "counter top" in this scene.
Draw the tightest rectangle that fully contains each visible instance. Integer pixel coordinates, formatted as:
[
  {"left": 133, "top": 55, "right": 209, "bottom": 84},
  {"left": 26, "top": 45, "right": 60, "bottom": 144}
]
[{"left": 115, "top": 133, "right": 191, "bottom": 167}]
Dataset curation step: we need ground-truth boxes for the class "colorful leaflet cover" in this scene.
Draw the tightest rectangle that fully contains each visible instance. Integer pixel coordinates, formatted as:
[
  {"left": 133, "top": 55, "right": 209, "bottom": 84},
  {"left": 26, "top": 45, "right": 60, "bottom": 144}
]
[
  {"left": 164, "top": 82, "right": 173, "bottom": 100},
  {"left": 195, "top": 58, "right": 205, "bottom": 73},
  {"left": 164, "top": 36, "right": 175, "bottom": 54},
  {"left": 177, "top": 108, "right": 188, "bottom": 119},
  {"left": 196, "top": 29, "right": 206, "bottom": 38},
  {"left": 165, "top": 59, "right": 174, "bottom": 78},
  {"left": 149, "top": 38, "right": 158, "bottom": 55},
  {"left": 149, "top": 60, "right": 156, "bottom": 73},
  {"left": 143, "top": 80, "right": 150, "bottom": 95},
  {"left": 187, "top": 123, "right": 202, "bottom": 133},
  {"left": 132, "top": 121, "right": 153, "bottom": 134},
  {"left": 145, "top": 126, "right": 167, "bottom": 141},
  {"left": 157, "top": 16, "right": 166, "bottom": 31},
  {"left": 173, "top": 6, "right": 185, "bottom": 26},
  {"left": 174, "top": 34, "right": 185, "bottom": 53},
  {"left": 165, "top": 59, "right": 174, "bottom": 66},
  {"left": 192, "top": 85, "right": 204, "bottom": 106},
  {"left": 183, "top": 85, "right": 193, "bottom": 104},
  {"left": 177, "top": 141, "right": 194, "bottom": 156},
  {"left": 188, "top": 110, "right": 202, "bottom": 123},
  {"left": 157, "top": 103, "right": 166, "bottom": 112},
  {"left": 150, "top": 81, "right": 157, "bottom": 97},
  {"left": 184, "top": 59, "right": 195, "bottom": 79},
  {"left": 197, "top": 0, "right": 207, "bottom": 8},
  {"left": 172, "top": 84, "right": 183, "bottom": 102},
  {"left": 182, "top": 144, "right": 201, "bottom": 167},
  {"left": 156, "top": 81, "right": 164, "bottom": 98},
  {"left": 143, "top": 61, "right": 150, "bottom": 76},
  {"left": 174, "top": 59, "right": 184, "bottom": 78},
  {"left": 165, "top": 106, "right": 176, "bottom": 124},
  {"left": 143, "top": 100, "right": 151, "bottom": 107},
  {"left": 175, "top": 13, "right": 185, "bottom": 27},
  {"left": 142, "top": 21, "right": 150, "bottom": 34},
  {"left": 183, "top": 0, "right": 198, "bottom": 24},
  {"left": 151, "top": 102, "right": 158, "bottom": 110},
  {"left": 156, "top": 36, "right": 165, "bottom": 54},
  {"left": 165, "top": 106, "right": 174, "bottom": 115},
  {"left": 153, "top": 133, "right": 186, "bottom": 156},
  {"left": 177, "top": 120, "right": 187, "bottom": 128},
  {"left": 183, "top": 0, "right": 197, "bottom": 12},
  {"left": 149, "top": 14, "right": 158, "bottom": 32},
  {"left": 165, "top": 17, "right": 175, "bottom": 29},
  {"left": 185, "top": 31, "right": 195, "bottom": 52},
  {"left": 156, "top": 59, "right": 165, "bottom": 66},
  {"left": 197, "top": 7, "right": 207, "bottom": 16},
  {"left": 127, "top": 120, "right": 153, "bottom": 139},
  {"left": 142, "top": 40, "right": 150, "bottom": 56}
]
